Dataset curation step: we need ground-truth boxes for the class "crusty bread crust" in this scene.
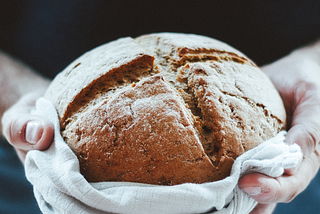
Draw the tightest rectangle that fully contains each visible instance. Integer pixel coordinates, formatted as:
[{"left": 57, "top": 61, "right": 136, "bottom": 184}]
[{"left": 44, "top": 33, "right": 286, "bottom": 185}]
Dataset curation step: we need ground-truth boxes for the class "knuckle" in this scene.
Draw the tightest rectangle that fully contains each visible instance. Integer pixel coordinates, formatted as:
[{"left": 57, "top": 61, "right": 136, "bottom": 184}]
[
  {"left": 269, "top": 176, "right": 302, "bottom": 204},
  {"left": 307, "top": 126, "right": 320, "bottom": 146},
  {"left": 297, "top": 124, "right": 320, "bottom": 155},
  {"left": 314, "top": 144, "right": 320, "bottom": 159}
]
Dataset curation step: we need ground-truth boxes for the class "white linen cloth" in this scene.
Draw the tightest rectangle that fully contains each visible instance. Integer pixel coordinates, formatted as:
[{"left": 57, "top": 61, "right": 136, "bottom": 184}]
[{"left": 25, "top": 98, "right": 303, "bottom": 214}]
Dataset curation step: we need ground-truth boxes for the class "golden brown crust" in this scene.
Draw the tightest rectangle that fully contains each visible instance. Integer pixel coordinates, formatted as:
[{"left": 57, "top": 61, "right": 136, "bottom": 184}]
[
  {"left": 64, "top": 75, "right": 219, "bottom": 185},
  {"left": 44, "top": 37, "right": 155, "bottom": 128},
  {"left": 45, "top": 33, "right": 286, "bottom": 185}
]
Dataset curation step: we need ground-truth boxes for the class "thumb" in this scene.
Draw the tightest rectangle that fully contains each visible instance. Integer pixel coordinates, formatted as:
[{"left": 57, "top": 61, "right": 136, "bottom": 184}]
[
  {"left": 3, "top": 113, "right": 54, "bottom": 152},
  {"left": 1, "top": 92, "right": 54, "bottom": 163},
  {"left": 239, "top": 143, "right": 320, "bottom": 204}
]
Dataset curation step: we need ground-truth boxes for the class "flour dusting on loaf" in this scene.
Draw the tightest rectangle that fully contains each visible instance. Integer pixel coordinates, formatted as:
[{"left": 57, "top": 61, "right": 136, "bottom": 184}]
[{"left": 44, "top": 33, "right": 286, "bottom": 185}]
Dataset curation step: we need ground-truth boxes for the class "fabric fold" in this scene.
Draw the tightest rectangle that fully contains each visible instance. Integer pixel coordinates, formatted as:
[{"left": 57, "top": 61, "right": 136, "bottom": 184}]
[{"left": 25, "top": 98, "right": 303, "bottom": 214}]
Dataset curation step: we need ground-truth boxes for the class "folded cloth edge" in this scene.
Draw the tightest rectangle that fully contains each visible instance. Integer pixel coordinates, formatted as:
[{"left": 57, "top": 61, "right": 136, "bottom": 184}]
[{"left": 25, "top": 98, "right": 303, "bottom": 214}]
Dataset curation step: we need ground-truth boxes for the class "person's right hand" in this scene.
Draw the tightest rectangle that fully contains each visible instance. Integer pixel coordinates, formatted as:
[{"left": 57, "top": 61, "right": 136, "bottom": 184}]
[
  {"left": 1, "top": 91, "right": 54, "bottom": 163},
  {"left": 239, "top": 41, "right": 320, "bottom": 214}
]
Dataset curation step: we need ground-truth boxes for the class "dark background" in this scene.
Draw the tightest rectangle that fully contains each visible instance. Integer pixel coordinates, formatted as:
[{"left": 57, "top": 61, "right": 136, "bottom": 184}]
[
  {"left": 0, "top": 1, "right": 320, "bottom": 213},
  {"left": 1, "top": 0, "right": 320, "bottom": 79}
]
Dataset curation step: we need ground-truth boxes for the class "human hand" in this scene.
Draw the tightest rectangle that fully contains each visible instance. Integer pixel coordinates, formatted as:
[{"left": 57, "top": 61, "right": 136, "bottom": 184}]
[
  {"left": 238, "top": 48, "right": 320, "bottom": 214},
  {"left": 240, "top": 144, "right": 320, "bottom": 214},
  {"left": 1, "top": 91, "right": 54, "bottom": 163}
]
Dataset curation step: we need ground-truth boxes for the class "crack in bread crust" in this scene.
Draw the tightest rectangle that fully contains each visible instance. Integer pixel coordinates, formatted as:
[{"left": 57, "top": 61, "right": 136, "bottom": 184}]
[
  {"left": 176, "top": 48, "right": 256, "bottom": 67},
  {"left": 46, "top": 33, "right": 286, "bottom": 185},
  {"left": 62, "top": 55, "right": 158, "bottom": 131},
  {"left": 65, "top": 75, "right": 219, "bottom": 184}
]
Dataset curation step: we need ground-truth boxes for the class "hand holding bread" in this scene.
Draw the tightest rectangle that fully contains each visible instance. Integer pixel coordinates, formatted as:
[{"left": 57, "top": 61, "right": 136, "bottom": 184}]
[
  {"left": 239, "top": 40, "right": 320, "bottom": 213},
  {"left": 3, "top": 33, "right": 320, "bottom": 214}
]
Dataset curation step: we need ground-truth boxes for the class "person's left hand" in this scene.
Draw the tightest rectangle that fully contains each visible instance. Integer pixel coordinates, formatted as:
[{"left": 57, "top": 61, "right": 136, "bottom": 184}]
[{"left": 238, "top": 47, "right": 320, "bottom": 214}]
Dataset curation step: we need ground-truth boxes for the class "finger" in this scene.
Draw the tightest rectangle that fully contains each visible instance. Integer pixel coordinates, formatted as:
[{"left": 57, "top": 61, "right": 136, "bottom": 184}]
[
  {"left": 286, "top": 124, "right": 319, "bottom": 157},
  {"left": 283, "top": 149, "right": 303, "bottom": 176},
  {"left": 283, "top": 164, "right": 300, "bottom": 176},
  {"left": 1, "top": 91, "right": 54, "bottom": 154},
  {"left": 26, "top": 118, "right": 54, "bottom": 151},
  {"left": 249, "top": 203, "right": 276, "bottom": 214},
  {"left": 6, "top": 114, "right": 54, "bottom": 151},
  {"left": 239, "top": 144, "right": 320, "bottom": 204},
  {"left": 239, "top": 173, "right": 297, "bottom": 204}
]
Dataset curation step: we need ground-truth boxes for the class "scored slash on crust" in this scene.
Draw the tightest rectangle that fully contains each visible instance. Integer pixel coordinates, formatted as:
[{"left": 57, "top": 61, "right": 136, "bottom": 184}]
[{"left": 44, "top": 33, "right": 286, "bottom": 185}]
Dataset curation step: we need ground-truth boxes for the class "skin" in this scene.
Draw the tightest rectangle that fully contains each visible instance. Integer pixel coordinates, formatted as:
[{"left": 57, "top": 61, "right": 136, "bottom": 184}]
[
  {"left": 1, "top": 40, "right": 320, "bottom": 213},
  {"left": 0, "top": 52, "right": 53, "bottom": 163},
  {"left": 239, "top": 41, "right": 320, "bottom": 213},
  {"left": 1, "top": 91, "right": 54, "bottom": 163}
]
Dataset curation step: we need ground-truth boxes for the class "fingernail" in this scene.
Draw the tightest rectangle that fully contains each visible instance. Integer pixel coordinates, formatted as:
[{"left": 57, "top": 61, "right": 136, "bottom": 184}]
[
  {"left": 241, "top": 186, "right": 262, "bottom": 196},
  {"left": 25, "top": 121, "right": 43, "bottom": 145}
]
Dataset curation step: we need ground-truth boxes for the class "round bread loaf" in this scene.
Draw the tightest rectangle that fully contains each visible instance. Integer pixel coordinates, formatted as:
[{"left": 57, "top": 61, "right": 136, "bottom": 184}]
[{"left": 44, "top": 33, "right": 286, "bottom": 185}]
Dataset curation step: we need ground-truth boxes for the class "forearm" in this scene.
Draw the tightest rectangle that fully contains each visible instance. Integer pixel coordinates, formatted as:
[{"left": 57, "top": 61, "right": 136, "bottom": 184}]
[
  {"left": 0, "top": 51, "right": 50, "bottom": 135},
  {"left": 291, "top": 39, "right": 320, "bottom": 65},
  {"left": 263, "top": 39, "right": 320, "bottom": 103},
  {"left": 241, "top": 40, "right": 320, "bottom": 213},
  {"left": 262, "top": 39, "right": 320, "bottom": 155}
]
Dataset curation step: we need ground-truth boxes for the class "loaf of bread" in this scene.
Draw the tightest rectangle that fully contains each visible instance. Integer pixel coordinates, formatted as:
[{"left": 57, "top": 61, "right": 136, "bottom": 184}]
[{"left": 44, "top": 33, "right": 286, "bottom": 185}]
